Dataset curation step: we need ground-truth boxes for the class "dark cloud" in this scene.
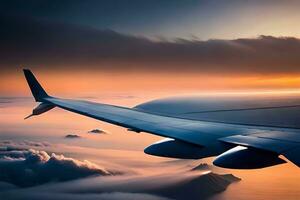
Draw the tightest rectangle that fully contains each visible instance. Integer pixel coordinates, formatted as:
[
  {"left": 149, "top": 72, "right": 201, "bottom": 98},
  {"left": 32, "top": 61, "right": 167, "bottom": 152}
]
[
  {"left": 0, "top": 148, "right": 114, "bottom": 187},
  {"left": 1, "top": 15, "right": 300, "bottom": 75},
  {"left": 64, "top": 134, "right": 81, "bottom": 139},
  {"left": 88, "top": 129, "right": 108, "bottom": 134},
  {"left": 0, "top": 0, "right": 297, "bottom": 40}
]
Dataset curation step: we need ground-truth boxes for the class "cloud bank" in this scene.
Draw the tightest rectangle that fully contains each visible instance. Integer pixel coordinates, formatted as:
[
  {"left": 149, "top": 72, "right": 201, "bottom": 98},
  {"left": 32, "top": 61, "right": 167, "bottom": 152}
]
[
  {"left": 0, "top": 147, "right": 112, "bottom": 187},
  {"left": 2, "top": 191, "right": 171, "bottom": 200},
  {"left": 0, "top": 140, "right": 50, "bottom": 151},
  {"left": 0, "top": 170, "right": 240, "bottom": 200},
  {"left": 1, "top": 15, "right": 300, "bottom": 75},
  {"left": 0, "top": 140, "right": 241, "bottom": 200}
]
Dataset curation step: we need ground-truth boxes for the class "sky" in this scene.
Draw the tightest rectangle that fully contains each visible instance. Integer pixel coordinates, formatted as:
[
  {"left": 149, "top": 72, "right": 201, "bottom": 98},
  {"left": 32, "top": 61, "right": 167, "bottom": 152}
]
[
  {"left": 2, "top": 1, "right": 300, "bottom": 96},
  {"left": 2, "top": 0, "right": 300, "bottom": 39},
  {"left": 0, "top": 1, "right": 300, "bottom": 200}
]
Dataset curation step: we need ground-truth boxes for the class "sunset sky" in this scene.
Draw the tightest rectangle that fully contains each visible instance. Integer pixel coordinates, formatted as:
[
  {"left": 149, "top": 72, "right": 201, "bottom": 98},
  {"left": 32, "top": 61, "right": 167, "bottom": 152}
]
[
  {"left": 1, "top": 1, "right": 300, "bottom": 200},
  {"left": 2, "top": 0, "right": 300, "bottom": 96}
]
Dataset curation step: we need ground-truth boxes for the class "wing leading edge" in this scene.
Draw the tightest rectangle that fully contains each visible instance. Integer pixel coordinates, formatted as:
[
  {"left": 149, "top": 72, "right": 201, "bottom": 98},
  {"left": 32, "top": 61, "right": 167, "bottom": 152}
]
[{"left": 23, "top": 69, "right": 300, "bottom": 169}]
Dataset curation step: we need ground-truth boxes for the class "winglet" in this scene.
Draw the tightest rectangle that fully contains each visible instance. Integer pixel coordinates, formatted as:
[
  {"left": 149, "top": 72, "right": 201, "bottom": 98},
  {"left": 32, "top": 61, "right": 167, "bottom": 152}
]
[{"left": 23, "top": 69, "right": 49, "bottom": 102}]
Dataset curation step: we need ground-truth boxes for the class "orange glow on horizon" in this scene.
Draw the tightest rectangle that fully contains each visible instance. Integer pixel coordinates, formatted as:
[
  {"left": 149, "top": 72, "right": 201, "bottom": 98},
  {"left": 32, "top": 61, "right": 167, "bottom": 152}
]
[{"left": 2, "top": 71, "right": 300, "bottom": 97}]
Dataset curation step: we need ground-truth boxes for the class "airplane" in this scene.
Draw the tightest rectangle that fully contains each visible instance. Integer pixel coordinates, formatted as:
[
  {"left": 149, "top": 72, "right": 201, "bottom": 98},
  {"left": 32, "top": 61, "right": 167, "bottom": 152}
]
[{"left": 23, "top": 69, "right": 300, "bottom": 169}]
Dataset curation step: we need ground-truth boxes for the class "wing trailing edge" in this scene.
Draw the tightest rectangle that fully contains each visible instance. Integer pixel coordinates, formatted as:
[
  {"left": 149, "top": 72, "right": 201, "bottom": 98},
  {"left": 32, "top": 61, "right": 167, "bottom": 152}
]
[{"left": 219, "top": 134, "right": 300, "bottom": 167}]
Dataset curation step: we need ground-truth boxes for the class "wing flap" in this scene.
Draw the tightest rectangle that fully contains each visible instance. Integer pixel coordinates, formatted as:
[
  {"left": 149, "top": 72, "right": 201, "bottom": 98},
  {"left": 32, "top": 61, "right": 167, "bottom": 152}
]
[
  {"left": 219, "top": 132, "right": 300, "bottom": 167},
  {"left": 219, "top": 135, "right": 297, "bottom": 153}
]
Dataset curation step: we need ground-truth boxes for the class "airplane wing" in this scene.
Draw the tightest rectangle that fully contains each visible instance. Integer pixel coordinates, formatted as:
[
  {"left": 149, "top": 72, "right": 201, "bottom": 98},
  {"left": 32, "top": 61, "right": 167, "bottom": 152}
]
[{"left": 23, "top": 69, "right": 300, "bottom": 169}]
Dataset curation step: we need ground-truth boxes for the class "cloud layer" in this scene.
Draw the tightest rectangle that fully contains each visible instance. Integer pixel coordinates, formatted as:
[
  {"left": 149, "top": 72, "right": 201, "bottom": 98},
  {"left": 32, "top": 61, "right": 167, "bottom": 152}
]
[
  {"left": 0, "top": 170, "right": 240, "bottom": 200},
  {"left": 0, "top": 140, "right": 241, "bottom": 200},
  {"left": 1, "top": 15, "right": 300, "bottom": 75},
  {"left": 0, "top": 147, "right": 112, "bottom": 187}
]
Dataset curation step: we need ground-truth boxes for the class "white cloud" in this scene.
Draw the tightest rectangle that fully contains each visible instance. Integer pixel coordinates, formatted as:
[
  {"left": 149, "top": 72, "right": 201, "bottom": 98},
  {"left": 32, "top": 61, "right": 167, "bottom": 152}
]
[
  {"left": 0, "top": 148, "right": 114, "bottom": 187},
  {"left": 0, "top": 141, "right": 239, "bottom": 200}
]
